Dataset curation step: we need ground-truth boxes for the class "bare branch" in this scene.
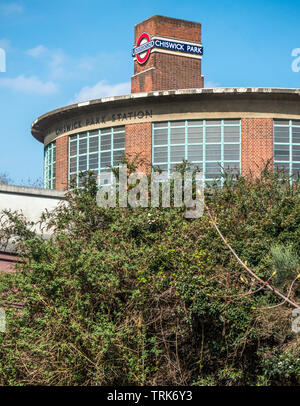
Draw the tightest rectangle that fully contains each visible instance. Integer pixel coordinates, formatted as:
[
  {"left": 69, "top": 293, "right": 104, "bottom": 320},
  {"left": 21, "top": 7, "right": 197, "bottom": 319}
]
[{"left": 205, "top": 205, "right": 300, "bottom": 309}]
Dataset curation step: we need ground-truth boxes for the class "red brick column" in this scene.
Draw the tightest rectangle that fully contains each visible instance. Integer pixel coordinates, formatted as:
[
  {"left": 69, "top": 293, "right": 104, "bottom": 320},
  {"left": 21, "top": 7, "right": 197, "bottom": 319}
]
[
  {"left": 241, "top": 118, "right": 273, "bottom": 177},
  {"left": 125, "top": 123, "right": 152, "bottom": 173},
  {"left": 131, "top": 15, "right": 204, "bottom": 93},
  {"left": 55, "top": 135, "right": 69, "bottom": 190},
  {"left": 131, "top": 53, "right": 204, "bottom": 93}
]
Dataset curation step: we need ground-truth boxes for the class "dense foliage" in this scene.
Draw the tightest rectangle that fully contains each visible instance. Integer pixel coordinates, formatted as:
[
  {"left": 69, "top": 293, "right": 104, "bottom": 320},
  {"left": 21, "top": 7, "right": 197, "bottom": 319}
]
[{"left": 0, "top": 162, "right": 299, "bottom": 386}]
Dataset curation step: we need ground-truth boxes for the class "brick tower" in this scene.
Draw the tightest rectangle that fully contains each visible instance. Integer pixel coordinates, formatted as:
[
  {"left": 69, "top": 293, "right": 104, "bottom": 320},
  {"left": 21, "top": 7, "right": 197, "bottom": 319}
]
[{"left": 131, "top": 15, "right": 204, "bottom": 93}]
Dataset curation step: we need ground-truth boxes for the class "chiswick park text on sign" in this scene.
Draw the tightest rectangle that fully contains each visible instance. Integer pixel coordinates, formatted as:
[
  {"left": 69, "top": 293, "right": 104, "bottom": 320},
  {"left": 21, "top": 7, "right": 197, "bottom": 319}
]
[
  {"left": 132, "top": 32, "right": 203, "bottom": 64},
  {"left": 153, "top": 39, "right": 203, "bottom": 55}
]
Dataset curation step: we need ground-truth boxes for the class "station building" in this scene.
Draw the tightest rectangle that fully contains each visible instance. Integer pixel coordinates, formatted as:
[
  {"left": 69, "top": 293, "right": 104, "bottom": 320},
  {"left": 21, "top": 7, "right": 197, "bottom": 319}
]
[
  {"left": 1, "top": 15, "right": 300, "bottom": 272},
  {"left": 30, "top": 15, "right": 300, "bottom": 190}
]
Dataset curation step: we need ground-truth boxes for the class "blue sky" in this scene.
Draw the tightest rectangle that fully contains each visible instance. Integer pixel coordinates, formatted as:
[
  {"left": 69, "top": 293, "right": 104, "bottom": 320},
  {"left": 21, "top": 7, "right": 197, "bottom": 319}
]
[{"left": 0, "top": 0, "right": 300, "bottom": 184}]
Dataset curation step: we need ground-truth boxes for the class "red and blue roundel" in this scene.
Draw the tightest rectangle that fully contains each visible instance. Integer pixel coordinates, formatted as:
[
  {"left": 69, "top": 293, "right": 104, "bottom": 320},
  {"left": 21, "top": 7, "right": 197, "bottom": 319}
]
[{"left": 132, "top": 32, "right": 154, "bottom": 64}]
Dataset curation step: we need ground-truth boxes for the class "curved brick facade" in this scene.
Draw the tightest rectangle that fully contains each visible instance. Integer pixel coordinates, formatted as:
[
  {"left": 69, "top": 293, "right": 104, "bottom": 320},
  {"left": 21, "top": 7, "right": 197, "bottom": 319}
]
[{"left": 32, "top": 88, "right": 300, "bottom": 191}]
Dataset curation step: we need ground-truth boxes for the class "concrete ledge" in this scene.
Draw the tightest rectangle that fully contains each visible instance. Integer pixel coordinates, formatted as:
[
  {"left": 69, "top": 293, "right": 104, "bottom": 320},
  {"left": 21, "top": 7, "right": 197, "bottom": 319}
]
[{"left": 0, "top": 184, "right": 66, "bottom": 199}]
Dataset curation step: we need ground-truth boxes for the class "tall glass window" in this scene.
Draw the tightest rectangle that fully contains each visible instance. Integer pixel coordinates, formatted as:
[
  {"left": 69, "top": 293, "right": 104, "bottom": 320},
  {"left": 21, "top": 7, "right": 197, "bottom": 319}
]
[
  {"left": 152, "top": 119, "right": 241, "bottom": 183},
  {"left": 274, "top": 119, "right": 300, "bottom": 178},
  {"left": 44, "top": 142, "right": 56, "bottom": 189},
  {"left": 69, "top": 126, "right": 125, "bottom": 187}
]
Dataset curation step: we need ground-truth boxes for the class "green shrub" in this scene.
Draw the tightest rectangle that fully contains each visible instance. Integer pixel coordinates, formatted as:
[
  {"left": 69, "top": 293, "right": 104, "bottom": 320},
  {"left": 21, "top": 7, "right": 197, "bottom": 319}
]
[
  {"left": 0, "top": 162, "right": 299, "bottom": 386},
  {"left": 270, "top": 244, "right": 300, "bottom": 287}
]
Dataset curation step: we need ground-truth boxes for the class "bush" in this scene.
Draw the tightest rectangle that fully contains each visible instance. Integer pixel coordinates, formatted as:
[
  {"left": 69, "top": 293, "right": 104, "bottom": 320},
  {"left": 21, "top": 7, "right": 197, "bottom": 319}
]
[
  {"left": 0, "top": 163, "right": 299, "bottom": 386},
  {"left": 270, "top": 244, "right": 300, "bottom": 288}
]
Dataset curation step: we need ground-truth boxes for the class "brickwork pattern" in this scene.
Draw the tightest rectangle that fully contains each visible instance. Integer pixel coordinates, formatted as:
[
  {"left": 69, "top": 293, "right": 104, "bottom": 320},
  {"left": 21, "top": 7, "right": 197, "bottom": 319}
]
[
  {"left": 125, "top": 122, "right": 152, "bottom": 172},
  {"left": 132, "top": 53, "right": 203, "bottom": 92},
  {"left": 55, "top": 136, "right": 69, "bottom": 190},
  {"left": 0, "top": 252, "right": 18, "bottom": 273},
  {"left": 241, "top": 118, "right": 273, "bottom": 177}
]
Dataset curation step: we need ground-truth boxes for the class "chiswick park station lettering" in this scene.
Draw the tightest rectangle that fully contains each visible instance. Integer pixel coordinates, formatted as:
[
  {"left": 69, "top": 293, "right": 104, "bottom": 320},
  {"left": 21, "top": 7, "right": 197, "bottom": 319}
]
[{"left": 55, "top": 109, "right": 152, "bottom": 136}]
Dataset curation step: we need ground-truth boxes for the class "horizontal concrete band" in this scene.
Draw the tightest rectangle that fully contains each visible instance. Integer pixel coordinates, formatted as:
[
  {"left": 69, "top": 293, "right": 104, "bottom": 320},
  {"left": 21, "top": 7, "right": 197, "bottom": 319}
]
[
  {"left": 0, "top": 184, "right": 66, "bottom": 198},
  {"left": 31, "top": 88, "right": 300, "bottom": 146}
]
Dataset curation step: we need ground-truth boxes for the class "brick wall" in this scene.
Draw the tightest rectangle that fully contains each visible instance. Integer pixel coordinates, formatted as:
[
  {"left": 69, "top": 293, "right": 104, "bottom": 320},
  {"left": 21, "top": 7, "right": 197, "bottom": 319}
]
[
  {"left": 131, "top": 15, "right": 204, "bottom": 93},
  {"left": 241, "top": 118, "right": 273, "bottom": 177},
  {"left": 125, "top": 122, "right": 152, "bottom": 172},
  {"left": 132, "top": 53, "right": 203, "bottom": 92},
  {"left": 55, "top": 136, "right": 69, "bottom": 190},
  {"left": 0, "top": 252, "right": 19, "bottom": 273}
]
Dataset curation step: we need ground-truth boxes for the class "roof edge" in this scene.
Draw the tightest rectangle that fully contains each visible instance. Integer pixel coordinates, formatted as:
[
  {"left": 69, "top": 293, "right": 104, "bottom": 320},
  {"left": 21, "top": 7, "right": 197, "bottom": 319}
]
[{"left": 31, "top": 87, "right": 300, "bottom": 142}]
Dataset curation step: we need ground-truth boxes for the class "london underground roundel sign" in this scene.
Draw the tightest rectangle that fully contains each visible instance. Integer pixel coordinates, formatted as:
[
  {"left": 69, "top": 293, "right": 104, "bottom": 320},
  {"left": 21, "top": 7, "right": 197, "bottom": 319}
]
[{"left": 132, "top": 32, "right": 154, "bottom": 64}]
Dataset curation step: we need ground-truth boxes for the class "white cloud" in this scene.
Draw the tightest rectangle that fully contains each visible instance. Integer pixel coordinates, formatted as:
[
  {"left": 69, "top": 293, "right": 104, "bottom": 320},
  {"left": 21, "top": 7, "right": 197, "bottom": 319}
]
[
  {"left": 25, "top": 45, "right": 126, "bottom": 84},
  {"left": 26, "top": 45, "right": 67, "bottom": 79},
  {"left": 48, "top": 49, "right": 67, "bottom": 78},
  {"left": 26, "top": 45, "right": 47, "bottom": 58},
  {"left": 0, "top": 75, "right": 58, "bottom": 94},
  {"left": 72, "top": 80, "right": 131, "bottom": 103},
  {"left": 205, "top": 80, "right": 220, "bottom": 88},
  {"left": 0, "top": 2, "right": 23, "bottom": 14},
  {"left": 0, "top": 39, "right": 11, "bottom": 51}
]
